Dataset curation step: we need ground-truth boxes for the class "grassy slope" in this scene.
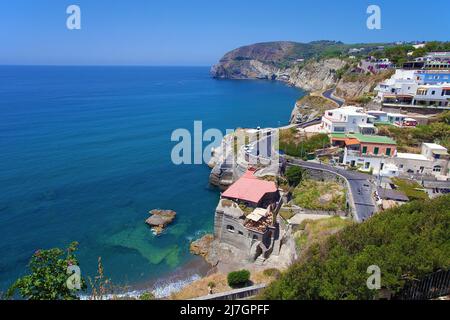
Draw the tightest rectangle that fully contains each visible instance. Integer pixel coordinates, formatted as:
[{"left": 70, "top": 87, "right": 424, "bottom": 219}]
[
  {"left": 376, "top": 111, "right": 450, "bottom": 152},
  {"left": 391, "top": 178, "right": 429, "bottom": 201},
  {"left": 293, "top": 180, "right": 346, "bottom": 211},
  {"left": 294, "top": 217, "right": 353, "bottom": 255},
  {"left": 279, "top": 128, "right": 330, "bottom": 158},
  {"left": 262, "top": 195, "right": 450, "bottom": 300}
]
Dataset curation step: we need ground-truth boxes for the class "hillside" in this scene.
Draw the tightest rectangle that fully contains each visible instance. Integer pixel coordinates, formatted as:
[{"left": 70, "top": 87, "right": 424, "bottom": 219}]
[
  {"left": 261, "top": 195, "right": 450, "bottom": 300},
  {"left": 210, "top": 40, "right": 398, "bottom": 103},
  {"left": 290, "top": 95, "right": 337, "bottom": 124}
]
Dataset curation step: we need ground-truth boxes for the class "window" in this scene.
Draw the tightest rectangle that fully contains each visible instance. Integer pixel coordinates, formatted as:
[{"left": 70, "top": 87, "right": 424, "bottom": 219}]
[
  {"left": 431, "top": 90, "right": 436, "bottom": 95},
  {"left": 238, "top": 231, "right": 244, "bottom": 235},
  {"left": 362, "top": 146, "right": 368, "bottom": 154},
  {"left": 226, "top": 225, "right": 235, "bottom": 233},
  {"left": 374, "top": 147, "right": 379, "bottom": 155},
  {"left": 433, "top": 166, "right": 442, "bottom": 173},
  {"left": 386, "top": 148, "right": 391, "bottom": 156},
  {"left": 417, "top": 89, "right": 427, "bottom": 95},
  {"left": 365, "top": 162, "right": 370, "bottom": 169}
]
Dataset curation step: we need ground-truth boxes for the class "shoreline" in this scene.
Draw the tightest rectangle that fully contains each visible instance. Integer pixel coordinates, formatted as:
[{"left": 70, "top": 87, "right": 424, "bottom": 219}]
[
  {"left": 135, "top": 255, "right": 212, "bottom": 298},
  {"left": 92, "top": 255, "right": 213, "bottom": 300}
]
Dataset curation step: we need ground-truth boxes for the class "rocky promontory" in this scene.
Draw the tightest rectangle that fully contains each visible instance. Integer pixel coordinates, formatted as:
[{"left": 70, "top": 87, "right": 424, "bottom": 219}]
[
  {"left": 211, "top": 41, "right": 348, "bottom": 92},
  {"left": 145, "top": 209, "right": 176, "bottom": 235},
  {"left": 190, "top": 234, "right": 214, "bottom": 259}
]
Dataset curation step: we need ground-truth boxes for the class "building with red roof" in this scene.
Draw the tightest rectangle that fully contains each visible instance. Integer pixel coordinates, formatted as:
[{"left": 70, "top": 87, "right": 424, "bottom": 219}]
[
  {"left": 221, "top": 169, "right": 279, "bottom": 208},
  {"left": 214, "top": 169, "right": 282, "bottom": 263}
]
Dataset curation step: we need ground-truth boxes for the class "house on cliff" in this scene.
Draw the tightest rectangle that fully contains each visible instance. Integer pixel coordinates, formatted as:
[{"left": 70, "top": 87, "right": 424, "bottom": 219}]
[{"left": 214, "top": 169, "right": 282, "bottom": 263}]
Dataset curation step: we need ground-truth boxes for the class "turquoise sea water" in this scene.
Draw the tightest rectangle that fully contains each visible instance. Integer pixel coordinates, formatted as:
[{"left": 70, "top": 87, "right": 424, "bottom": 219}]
[{"left": 0, "top": 66, "right": 303, "bottom": 293}]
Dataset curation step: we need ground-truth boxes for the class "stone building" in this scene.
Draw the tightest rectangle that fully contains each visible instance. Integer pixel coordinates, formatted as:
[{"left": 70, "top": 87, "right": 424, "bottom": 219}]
[{"left": 214, "top": 169, "right": 282, "bottom": 262}]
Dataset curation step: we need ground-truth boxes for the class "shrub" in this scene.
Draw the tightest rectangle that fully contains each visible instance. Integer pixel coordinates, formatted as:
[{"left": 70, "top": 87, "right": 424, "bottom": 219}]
[
  {"left": 227, "top": 270, "right": 251, "bottom": 288},
  {"left": 139, "top": 291, "right": 155, "bottom": 300},
  {"left": 285, "top": 166, "right": 306, "bottom": 187},
  {"left": 263, "top": 268, "right": 281, "bottom": 280},
  {"left": 7, "top": 242, "right": 86, "bottom": 300},
  {"left": 280, "top": 209, "right": 295, "bottom": 221}
]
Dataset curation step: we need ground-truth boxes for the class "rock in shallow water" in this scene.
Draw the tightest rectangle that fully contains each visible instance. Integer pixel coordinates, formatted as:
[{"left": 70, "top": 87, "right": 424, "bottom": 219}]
[{"left": 145, "top": 209, "right": 177, "bottom": 235}]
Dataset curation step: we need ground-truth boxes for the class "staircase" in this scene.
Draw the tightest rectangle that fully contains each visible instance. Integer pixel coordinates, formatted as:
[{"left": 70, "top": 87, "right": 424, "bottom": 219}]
[{"left": 254, "top": 255, "right": 266, "bottom": 266}]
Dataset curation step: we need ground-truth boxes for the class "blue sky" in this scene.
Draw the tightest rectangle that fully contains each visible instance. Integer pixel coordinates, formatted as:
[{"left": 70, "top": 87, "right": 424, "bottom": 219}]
[{"left": 0, "top": 0, "right": 449, "bottom": 66}]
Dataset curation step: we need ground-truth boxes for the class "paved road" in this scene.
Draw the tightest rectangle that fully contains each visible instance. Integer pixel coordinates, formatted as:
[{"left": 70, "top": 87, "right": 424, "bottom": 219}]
[
  {"left": 286, "top": 158, "right": 376, "bottom": 222},
  {"left": 322, "top": 88, "right": 345, "bottom": 107}
]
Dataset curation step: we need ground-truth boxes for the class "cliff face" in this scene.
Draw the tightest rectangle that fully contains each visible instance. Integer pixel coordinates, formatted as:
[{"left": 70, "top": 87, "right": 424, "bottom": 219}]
[
  {"left": 335, "top": 70, "right": 395, "bottom": 100},
  {"left": 287, "top": 58, "right": 347, "bottom": 91},
  {"left": 211, "top": 42, "right": 347, "bottom": 92},
  {"left": 290, "top": 95, "right": 337, "bottom": 124},
  {"left": 211, "top": 41, "right": 296, "bottom": 80}
]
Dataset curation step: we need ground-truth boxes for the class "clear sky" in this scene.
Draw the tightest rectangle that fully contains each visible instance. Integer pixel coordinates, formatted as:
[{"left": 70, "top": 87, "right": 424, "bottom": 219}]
[{"left": 0, "top": 0, "right": 449, "bottom": 66}]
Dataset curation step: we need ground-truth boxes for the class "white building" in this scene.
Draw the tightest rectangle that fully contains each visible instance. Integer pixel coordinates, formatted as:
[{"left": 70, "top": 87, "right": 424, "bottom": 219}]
[
  {"left": 320, "top": 106, "right": 376, "bottom": 135},
  {"left": 425, "top": 52, "right": 450, "bottom": 62},
  {"left": 413, "top": 84, "right": 450, "bottom": 108},
  {"left": 366, "top": 111, "right": 418, "bottom": 127},
  {"left": 386, "top": 143, "right": 449, "bottom": 179},
  {"left": 375, "top": 69, "right": 450, "bottom": 109}
]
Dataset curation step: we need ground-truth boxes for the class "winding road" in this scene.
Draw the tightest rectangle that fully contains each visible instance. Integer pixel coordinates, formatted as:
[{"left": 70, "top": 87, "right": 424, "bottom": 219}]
[
  {"left": 286, "top": 158, "right": 377, "bottom": 222},
  {"left": 322, "top": 88, "right": 345, "bottom": 107}
]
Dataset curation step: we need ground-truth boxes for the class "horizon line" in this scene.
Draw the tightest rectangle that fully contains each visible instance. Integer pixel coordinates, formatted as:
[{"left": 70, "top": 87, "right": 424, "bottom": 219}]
[{"left": 0, "top": 64, "right": 213, "bottom": 68}]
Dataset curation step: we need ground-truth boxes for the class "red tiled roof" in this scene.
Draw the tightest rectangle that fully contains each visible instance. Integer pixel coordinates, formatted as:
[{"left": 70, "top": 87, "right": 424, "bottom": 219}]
[
  {"left": 345, "top": 138, "right": 360, "bottom": 146},
  {"left": 222, "top": 170, "right": 277, "bottom": 204}
]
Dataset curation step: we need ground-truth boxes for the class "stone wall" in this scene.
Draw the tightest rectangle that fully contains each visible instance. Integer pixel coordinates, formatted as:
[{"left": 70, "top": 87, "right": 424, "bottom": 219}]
[{"left": 214, "top": 210, "right": 252, "bottom": 254}]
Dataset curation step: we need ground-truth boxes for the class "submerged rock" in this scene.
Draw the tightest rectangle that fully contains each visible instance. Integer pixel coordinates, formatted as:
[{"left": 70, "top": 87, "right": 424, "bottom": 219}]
[{"left": 146, "top": 209, "right": 177, "bottom": 235}]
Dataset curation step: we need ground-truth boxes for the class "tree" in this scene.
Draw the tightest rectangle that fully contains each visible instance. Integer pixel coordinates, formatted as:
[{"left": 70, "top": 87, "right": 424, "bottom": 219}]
[
  {"left": 227, "top": 270, "right": 251, "bottom": 288},
  {"left": 7, "top": 242, "right": 86, "bottom": 300},
  {"left": 285, "top": 166, "right": 306, "bottom": 187}
]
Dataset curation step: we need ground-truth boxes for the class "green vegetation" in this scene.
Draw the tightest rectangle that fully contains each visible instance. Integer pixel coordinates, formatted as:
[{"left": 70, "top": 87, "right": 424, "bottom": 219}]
[
  {"left": 285, "top": 166, "right": 306, "bottom": 187},
  {"left": 336, "top": 64, "right": 351, "bottom": 80},
  {"left": 296, "top": 95, "right": 337, "bottom": 113},
  {"left": 391, "top": 178, "right": 429, "bottom": 201},
  {"left": 279, "top": 129, "right": 330, "bottom": 159},
  {"left": 411, "top": 41, "right": 450, "bottom": 58},
  {"left": 371, "top": 44, "right": 414, "bottom": 65},
  {"left": 279, "top": 208, "right": 295, "bottom": 221},
  {"left": 227, "top": 270, "right": 251, "bottom": 288},
  {"left": 371, "top": 41, "right": 450, "bottom": 65},
  {"left": 262, "top": 195, "right": 450, "bottom": 300},
  {"left": 7, "top": 242, "right": 86, "bottom": 300},
  {"left": 139, "top": 291, "right": 156, "bottom": 300},
  {"left": 292, "top": 179, "right": 347, "bottom": 211},
  {"left": 377, "top": 113, "right": 450, "bottom": 152},
  {"left": 263, "top": 268, "right": 281, "bottom": 280},
  {"left": 294, "top": 217, "right": 353, "bottom": 253},
  {"left": 239, "top": 203, "right": 254, "bottom": 216}
]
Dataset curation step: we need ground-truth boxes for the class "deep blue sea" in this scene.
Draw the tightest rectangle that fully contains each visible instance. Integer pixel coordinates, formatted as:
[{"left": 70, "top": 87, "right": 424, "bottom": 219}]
[{"left": 0, "top": 66, "right": 303, "bottom": 294}]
